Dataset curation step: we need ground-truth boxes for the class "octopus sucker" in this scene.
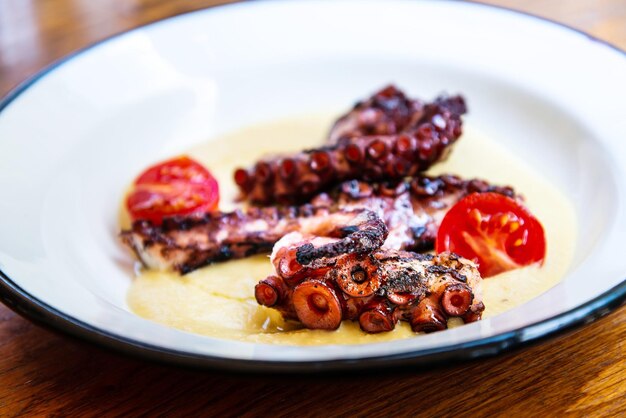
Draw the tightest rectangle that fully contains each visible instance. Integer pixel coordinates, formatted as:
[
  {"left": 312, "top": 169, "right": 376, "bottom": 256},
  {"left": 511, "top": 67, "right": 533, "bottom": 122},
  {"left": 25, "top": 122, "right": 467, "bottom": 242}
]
[
  {"left": 121, "top": 174, "right": 515, "bottom": 274},
  {"left": 254, "top": 275, "right": 288, "bottom": 308},
  {"left": 440, "top": 283, "right": 474, "bottom": 316},
  {"left": 258, "top": 232, "right": 484, "bottom": 334},
  {"left": 358, "top": 298, "right": 395, "bottom": 333},
  {"left": 234, "top": 88, "right": 467, "bottom": 205},
  {"left": 291, "top": 279, "right": 343, "bottom": 330},
  {"left": 409, "top": 298, "right": 448, "bottom": 333}
]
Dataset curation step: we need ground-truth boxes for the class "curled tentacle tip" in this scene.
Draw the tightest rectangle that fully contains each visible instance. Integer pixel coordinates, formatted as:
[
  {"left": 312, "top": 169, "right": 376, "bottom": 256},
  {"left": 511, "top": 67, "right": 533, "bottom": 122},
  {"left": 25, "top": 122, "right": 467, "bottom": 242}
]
[
  {"left": 255, "top": 283, "right": 279, "bottom": 307},
  {"left": 255, "top": 276, "right": 285, "bottom": 307}
]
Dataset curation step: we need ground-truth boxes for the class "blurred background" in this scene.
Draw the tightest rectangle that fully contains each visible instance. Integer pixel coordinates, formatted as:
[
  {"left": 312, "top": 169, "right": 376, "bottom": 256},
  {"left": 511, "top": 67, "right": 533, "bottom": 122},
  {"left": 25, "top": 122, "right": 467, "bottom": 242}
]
[{"left": 1, "top": 0, "right": 626, "bottom": 95}]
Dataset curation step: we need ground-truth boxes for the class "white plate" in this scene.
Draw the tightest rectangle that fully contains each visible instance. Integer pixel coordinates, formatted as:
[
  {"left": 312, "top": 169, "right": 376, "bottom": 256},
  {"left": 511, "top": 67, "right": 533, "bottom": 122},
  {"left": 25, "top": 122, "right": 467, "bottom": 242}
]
[{"left": 1, "top": 0, "right": 625, "bottom": 372}]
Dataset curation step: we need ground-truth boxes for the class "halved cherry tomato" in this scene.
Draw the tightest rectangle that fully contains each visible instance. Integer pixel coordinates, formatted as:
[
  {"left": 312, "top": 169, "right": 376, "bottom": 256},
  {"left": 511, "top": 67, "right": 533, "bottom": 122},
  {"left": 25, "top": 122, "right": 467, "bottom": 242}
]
[
  {"left": 436, "top": 193, "right": 546, "bottom": 278},
  {"left": 126, "top": 156, "right": 219, "bottom": 225}
]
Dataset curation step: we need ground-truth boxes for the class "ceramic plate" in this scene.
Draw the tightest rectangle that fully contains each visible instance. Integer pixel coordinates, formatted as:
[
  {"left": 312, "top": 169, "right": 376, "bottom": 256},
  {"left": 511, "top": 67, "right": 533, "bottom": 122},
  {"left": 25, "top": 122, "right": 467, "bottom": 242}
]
[{"left": 1, "top": 0, "right": 625, "bottom": 372}]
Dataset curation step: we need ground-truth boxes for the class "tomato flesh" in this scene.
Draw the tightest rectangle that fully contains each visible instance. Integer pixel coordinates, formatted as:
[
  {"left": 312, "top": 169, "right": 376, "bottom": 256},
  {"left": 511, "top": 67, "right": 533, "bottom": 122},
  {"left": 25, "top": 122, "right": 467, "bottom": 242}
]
[
  {"left": 436, "top": 193, "right": 546, "bottom": 277},
  {"left": 126, "top": 156, "right": 219, "bottom": 225}
]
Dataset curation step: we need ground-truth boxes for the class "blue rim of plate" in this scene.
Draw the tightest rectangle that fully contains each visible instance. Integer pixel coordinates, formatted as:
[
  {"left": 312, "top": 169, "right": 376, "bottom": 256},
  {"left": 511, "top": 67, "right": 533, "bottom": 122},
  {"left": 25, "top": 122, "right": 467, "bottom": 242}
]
[{"left": 0, "top": 0, "right": 625, "bottom": 373}]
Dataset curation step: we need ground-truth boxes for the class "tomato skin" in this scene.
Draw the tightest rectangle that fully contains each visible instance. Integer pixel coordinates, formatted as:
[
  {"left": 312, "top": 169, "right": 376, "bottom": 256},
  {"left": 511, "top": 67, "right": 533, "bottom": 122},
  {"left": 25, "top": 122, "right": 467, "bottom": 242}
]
[
  {"left": 134, "top": 156, "right": 214, "bottom": 185},
  {"left": 436, "top": 193, "right": 546, "bottom": 278},
  {"left": 126, "top": 156, "right": 219, "bottom": 225}
]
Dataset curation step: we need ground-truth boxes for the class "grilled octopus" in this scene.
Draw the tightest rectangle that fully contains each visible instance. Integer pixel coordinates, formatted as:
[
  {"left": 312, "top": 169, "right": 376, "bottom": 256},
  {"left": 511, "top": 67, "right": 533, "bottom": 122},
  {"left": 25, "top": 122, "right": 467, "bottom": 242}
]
[
  {"left": 233, "top": 86, "right": 467, "bottom": 204},
  {"left": 327, "top": 84, "right": 426, "bottom": 144},
  {"left": 120, "top": 174, "right": 515, "bottom": 274},
  {"left": 120, "top": 85, "right": 498, "bottom": 334},
  {"left": 256, "top": 232, "right": 484, "bottom": 333}
]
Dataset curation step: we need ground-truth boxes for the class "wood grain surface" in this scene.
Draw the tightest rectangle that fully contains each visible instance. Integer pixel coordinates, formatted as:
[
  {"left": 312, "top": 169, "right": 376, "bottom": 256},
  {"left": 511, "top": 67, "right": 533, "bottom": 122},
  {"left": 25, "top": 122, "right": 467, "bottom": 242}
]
[{"left": 1, "top": 1, "right": 625, "bottom": 416}]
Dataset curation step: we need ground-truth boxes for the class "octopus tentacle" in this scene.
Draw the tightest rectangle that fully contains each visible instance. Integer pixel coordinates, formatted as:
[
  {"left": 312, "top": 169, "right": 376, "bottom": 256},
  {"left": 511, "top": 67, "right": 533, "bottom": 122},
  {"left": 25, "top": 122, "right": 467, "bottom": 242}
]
[
  {"left": 121, "top": 206, "right": 380, "bottom": 274},
  {"left": 234, "top": 95, "right": 467, "bottom": 205},
  {"left": 328, "top": 85, "right": 424, "bottom": 144},
  {"left": 258, "top": 235, "right": 485, "bottom": 334},
  {"left": 329, "top": 86, "right": 467, "bottom": 146},
  {"left": 121, "top": 174, "right": 516, "bottom": 274}
]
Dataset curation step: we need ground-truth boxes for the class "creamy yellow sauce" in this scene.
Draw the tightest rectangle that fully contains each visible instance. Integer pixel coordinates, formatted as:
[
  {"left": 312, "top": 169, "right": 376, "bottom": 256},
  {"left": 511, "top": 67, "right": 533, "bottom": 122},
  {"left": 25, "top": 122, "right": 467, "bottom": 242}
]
[{"left": 126, "top": 113, "right": 577, "bottom": 345}]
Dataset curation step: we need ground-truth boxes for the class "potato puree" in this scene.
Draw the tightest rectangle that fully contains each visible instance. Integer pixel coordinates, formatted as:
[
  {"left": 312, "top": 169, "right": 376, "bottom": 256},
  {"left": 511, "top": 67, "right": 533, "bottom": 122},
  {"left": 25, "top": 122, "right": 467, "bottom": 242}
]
[{"left": 126, "top": 113, "right": 577, "bottom": 345}]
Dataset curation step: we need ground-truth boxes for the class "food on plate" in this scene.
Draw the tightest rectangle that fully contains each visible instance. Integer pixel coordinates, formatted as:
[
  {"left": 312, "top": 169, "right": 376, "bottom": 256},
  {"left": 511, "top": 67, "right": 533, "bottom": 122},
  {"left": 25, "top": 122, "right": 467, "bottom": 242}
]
[
  {"left": 120, "top": 174, "right": 515, "bottom": 274},
  {"left": 233, "top": 89, "right": 466, "bottom": 204},
  {"left": 121, "top": 85, "right": 565, "bottom": 341},
  {"left": 436, "top": 192, "right": 546, "bottom": 277},
  {"left": 125, "top": 156, "right": 219, "bottom": 225},
  {"left": 256, "top": 232, "right": 483, "bottom": 333}
]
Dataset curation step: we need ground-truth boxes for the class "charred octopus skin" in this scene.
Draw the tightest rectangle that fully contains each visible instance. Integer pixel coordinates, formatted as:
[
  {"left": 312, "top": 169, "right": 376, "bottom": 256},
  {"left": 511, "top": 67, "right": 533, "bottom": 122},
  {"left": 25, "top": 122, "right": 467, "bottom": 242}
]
[
  {"left": 327, "top": 85, "right": 425, "bottom": 144},
  {"left": 256, "top": 232, "right": 484, "bottom": 333},
  {"left": 121, "top": 174, "right": 515, "bottom": 274},
  {"left": 234, "top": 87, "right": 467, "bottom": 205},
  {"left": 311, "top": 174, "right": 515, "bottom": 253},
  {"left": 121, "top": 207, "right": 386, "bottom": 274}
]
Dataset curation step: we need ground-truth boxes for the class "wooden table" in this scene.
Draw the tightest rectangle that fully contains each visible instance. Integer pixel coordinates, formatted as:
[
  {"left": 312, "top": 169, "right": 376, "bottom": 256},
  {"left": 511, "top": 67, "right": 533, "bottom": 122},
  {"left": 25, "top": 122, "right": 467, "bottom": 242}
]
[{"left": 1, "top": 1, "right": 625, "bottom": 415}]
